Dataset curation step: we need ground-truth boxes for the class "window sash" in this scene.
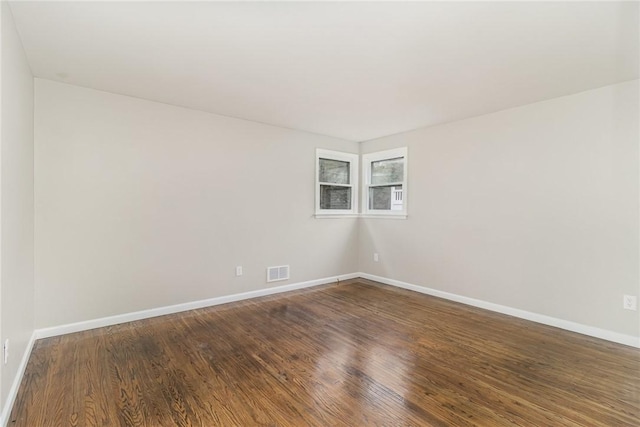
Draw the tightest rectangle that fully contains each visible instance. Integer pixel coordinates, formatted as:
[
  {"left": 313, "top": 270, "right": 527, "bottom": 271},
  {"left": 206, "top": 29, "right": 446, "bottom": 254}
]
[
  {"left": 362, "top": 147, "right": 407, "bottom": 216},
  {"left": 318, "top": 157, "right": 351, "bottom": 185},
  {"left": 316, "top": 149, "right": 359, "bottom": 215},
  {"left": 370, "top": 157, "right": 405, "bottom": 186},
  {"left": 320, "top": 185, "right": 353, "bottom": 210},
  {"left": 318, "top": 182, "right": 352, "bottom": 187},
  {"left": 368, "top": 182, "right": 403, "bottom": 188}
]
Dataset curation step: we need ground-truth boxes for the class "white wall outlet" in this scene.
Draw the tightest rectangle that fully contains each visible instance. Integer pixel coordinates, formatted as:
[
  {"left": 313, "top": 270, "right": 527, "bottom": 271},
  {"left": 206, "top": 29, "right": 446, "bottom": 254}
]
[
  {"left": 373, "top": 253, "right": 379, "bottom": 262},
  {"left": 623, "top": 295, "right": 637, "bottom": 311},
  {"left": 235, "top": 266, "right": 243, "bottom": 276},
  {"left": 3, "top": 339, "right": 8, "bottom": 364}
]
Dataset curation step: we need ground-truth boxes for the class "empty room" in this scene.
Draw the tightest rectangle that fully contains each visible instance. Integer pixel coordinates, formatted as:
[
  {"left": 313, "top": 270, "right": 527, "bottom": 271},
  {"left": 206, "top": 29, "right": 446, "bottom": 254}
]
[{"left": 1, "top": 1, "right": 639, "bottom": 426}]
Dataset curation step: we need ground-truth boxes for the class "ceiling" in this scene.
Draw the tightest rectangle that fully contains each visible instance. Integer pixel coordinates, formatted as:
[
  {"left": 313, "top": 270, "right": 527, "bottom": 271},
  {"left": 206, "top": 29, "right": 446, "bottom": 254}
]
[{"left": 8, "top": 1, "right": 639, "bottom": 142}]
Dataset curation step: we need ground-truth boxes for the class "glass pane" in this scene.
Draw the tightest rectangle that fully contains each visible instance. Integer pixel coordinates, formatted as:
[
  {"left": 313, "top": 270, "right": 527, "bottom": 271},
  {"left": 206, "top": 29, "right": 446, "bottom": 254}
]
[
  {"left": 319, "top": 158, "right": 350, "bottom": 185},
  {"left": 320, "top": 185, "right": 352, "bottom": 210},
  {"left": 371, "top": 157, "right": 404, "bottom": 185},
  {"left": 369, "top": 185, "right": 403, "bottom": 211}
]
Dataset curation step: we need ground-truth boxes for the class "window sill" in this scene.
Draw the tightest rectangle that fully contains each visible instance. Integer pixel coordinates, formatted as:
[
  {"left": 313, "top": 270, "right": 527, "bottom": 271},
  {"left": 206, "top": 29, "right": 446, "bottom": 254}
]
[
  {"left": 314, "top": 213, "right": 407, "bottom": 220},
  {"left": 360, "top": 214, "right": 407, "bottom": 220},
  {"left": 314, "top": 213, "right": 360, "bottom": 219}
]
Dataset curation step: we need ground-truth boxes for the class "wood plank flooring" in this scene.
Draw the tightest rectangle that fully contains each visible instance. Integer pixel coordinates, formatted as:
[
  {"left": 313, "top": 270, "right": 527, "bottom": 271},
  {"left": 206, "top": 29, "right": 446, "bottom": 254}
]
[{"left": 9, "top": 279, "right": 640, "bottom": 426}]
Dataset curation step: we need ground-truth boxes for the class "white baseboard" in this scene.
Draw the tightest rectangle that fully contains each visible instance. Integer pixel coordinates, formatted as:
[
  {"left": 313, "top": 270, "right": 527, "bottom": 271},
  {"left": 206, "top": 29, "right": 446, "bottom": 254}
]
[
  {"left": 35, "top": 273, "right": 359, "bottom": 340},
  {"left": 359, "top": 273, "right": 640, "bottom": 349},
  {"left": 1, "top": 331, "right": 37, "bottom": 427}
]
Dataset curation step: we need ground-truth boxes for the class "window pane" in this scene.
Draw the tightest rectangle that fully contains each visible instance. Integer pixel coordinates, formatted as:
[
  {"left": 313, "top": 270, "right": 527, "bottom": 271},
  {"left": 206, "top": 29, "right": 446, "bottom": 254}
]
[
  {"left": 371, "top": 157, "right": 404, "bottom": 185},
  {"left": 369, "top": 185, "right": 403, "bottom": 210},
  {"left": 320, "top": 185, "right": 352, "bottom": 210},
  {"left": 319, "top": 158, "right": 350, "bottom": 184}
]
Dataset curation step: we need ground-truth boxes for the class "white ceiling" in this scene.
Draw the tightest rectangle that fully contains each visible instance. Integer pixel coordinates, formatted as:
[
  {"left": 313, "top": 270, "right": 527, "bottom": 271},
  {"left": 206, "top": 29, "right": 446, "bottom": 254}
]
[{"left": 8, "top": 1, "right": 639, "bottom": 142}]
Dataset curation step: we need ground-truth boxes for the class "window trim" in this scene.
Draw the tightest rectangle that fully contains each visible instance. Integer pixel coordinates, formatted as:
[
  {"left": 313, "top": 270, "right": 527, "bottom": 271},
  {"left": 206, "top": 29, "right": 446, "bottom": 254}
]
[
  {"left": 362, "top": 147, "right": 408, "bottom": 218},
  {"left": 315, "top": 149, "right": 359, "bottom": 217}
]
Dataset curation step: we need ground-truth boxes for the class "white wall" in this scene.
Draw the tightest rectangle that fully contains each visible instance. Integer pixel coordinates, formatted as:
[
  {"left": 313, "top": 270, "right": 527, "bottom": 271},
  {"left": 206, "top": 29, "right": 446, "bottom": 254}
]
[
  {"left": 34, "top": 79, "right": 359, "bottom": 329},
  {"left": 35, "top": 78, "right": 640, "bottom": 342},
  {"left": 0, "top": 0, "right": 35, "bottom": 411},
  {"left": 359, "top": 80, "right": 639, "bottom": 340}
]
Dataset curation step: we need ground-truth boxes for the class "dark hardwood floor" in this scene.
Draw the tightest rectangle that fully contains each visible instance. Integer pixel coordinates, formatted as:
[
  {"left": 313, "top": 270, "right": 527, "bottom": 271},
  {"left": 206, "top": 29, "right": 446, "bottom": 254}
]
[{"left": 10, "top": 279, "right": 640, "bottom": 426}]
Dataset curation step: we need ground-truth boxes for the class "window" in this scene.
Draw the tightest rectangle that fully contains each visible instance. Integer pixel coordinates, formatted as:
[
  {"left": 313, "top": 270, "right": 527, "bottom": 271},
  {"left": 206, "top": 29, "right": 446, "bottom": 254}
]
[
  {"left": 362, "top": 147, "right": 407, "bottom": 217},
  {"left": 315, "top": 149, "right": 359, "bottom": 216}
]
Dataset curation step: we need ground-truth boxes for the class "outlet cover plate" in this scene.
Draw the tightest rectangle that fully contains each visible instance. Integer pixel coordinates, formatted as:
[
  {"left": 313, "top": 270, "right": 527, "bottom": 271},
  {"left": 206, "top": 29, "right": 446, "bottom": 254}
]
[{"left": 623, "top": 295, "right": 637, "bottom": 311}]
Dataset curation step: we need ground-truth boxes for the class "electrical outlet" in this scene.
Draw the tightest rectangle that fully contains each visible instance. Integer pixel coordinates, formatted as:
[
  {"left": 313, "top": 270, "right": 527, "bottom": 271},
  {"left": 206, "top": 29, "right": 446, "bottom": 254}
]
[
  {"left": 373, "top": 253, "right": 379, "bottom": 262},
  {"left": 623, "top": 295, "right": 637, "bottom": 311},
  {"left": 3, "top": 339, "right": 8, "bottom": 364},
  {"left": 235, "top": 266, "right": 243, "bottom": 276}
]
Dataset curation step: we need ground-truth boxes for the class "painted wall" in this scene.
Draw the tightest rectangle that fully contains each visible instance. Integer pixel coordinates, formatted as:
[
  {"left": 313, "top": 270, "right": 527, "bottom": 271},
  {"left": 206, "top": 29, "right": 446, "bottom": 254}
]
[
  {"left": 0, "top": 0, "right": 35, "bottom": 409},
  {"left": 359, "top": 80, "right": 639, "bottom": 339},
  {"left": 34, "top": 79, "right": 359, "bottom": 328}
]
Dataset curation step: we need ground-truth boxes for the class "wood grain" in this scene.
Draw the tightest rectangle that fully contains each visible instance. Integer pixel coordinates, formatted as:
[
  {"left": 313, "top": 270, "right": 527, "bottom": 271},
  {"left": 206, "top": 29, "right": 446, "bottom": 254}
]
[{"left": 9, "top": 279, "right": 640, "bottom": 426}]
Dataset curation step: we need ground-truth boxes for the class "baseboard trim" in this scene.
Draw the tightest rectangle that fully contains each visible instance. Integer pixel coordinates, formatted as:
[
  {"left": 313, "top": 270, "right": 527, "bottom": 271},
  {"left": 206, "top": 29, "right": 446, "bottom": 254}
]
[
  {"left": 32, "top": 271, "right": 640, "bottom": 347},
  {"left": 359, "top": 273, "right": 640, "bottom": 349},
  {"left": 35, "top": 273, "right": 359, "bottom": 340},
  {"left": 0, "top": 331, "right": 37, "bottom": 427}
]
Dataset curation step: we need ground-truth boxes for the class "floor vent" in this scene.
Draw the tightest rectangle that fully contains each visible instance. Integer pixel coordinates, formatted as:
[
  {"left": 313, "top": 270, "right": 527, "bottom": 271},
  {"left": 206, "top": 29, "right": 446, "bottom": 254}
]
[{"left": 267, "top": 265, "right": 290, "bottom": 282}]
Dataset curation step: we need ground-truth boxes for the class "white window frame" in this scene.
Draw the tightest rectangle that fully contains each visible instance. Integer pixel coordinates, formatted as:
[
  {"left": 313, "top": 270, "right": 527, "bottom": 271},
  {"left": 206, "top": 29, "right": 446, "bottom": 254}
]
[
  {"left": 362, "top": 147, "right": 408, "bottom": 218},
  {"left": 315, "top": 149, "right": 359, "bottom": 217}
]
